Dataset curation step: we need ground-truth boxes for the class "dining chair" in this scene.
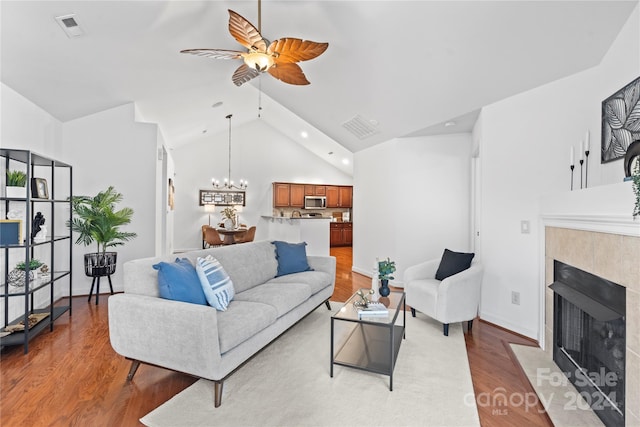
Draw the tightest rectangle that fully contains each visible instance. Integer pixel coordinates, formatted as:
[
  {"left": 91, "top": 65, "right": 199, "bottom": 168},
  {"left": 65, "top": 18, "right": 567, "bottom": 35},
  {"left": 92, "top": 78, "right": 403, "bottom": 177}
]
[
  {"left": 234, "top": 226, "right": 256, "bottom": 244},
  {"left": 202, "top": 225, "right": 225, "bottom": 248}
]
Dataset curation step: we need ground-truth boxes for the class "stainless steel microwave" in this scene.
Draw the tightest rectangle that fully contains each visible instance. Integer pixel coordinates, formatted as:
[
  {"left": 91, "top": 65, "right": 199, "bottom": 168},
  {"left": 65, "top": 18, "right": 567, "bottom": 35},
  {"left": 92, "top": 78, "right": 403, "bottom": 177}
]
[{"left": 304, "top": 196, "right": 326, "bottom": 209}]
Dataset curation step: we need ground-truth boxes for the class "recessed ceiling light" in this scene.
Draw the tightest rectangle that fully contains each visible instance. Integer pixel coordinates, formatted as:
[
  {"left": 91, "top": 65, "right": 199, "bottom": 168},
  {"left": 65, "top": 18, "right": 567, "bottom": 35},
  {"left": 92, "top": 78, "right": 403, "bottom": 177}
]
[
  {"left": 202, "top": 129, "right": 207, "bottom": 134},
  {"left": 342, "top": 158, "right": 349, "bottom": 165},
  {"left": 212, "top": 101, "right": 223, "bottom": 108},
  {"left": 444, "top": 121, "right": 456, "bottom": 127},
  {"left": 300, "top": 131, "right": 308, "bottom": 138}
]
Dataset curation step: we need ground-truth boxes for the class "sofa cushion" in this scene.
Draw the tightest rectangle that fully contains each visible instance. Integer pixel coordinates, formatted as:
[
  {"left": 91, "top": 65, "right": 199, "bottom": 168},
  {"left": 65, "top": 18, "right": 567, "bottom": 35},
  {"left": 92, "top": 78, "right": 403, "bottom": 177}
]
[
  {"left": 234, "top": 282, "right": 312, "bottom": 317},
  {"left": 195, "top": 241, "right": 279, "bottom": 293},
  {"left": 195, "top": 255, "right": 235, "bottom": 311},
  {"left": 435, "top": 249, "right": 475, "bottom": 281},
  {"left": 266, "top": 271, "right": 332, "bottom": 295},
  {"left": 217, "top": 301, "right": 278, "bottom": 353},
  {"left": 272, "top": 241, "right": 312, "bottom": 277},
  {"left": 152, "top": 258, "right": 207, "bottom": 305}
]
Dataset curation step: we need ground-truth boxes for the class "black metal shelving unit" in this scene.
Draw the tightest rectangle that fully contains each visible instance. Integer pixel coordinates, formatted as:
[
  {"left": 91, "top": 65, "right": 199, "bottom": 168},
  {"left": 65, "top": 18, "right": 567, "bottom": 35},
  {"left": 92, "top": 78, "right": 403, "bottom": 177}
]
[{"left": 1, "top": 149, "right": 73, "bottom": 354}]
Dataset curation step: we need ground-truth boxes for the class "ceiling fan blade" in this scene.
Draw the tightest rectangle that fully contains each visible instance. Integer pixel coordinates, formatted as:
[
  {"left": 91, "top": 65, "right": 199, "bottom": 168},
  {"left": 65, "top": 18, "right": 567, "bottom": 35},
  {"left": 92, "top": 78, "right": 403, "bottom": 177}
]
[
  {"left": 228, "top": 9, "right": 267, "bottom": 52},
  {"left": 180, "top": 48, "right": 243, "bottom": 60},
  {"left": 232, "top": 63, "right": 261, "bottom": 86},
  {"left": 268, "top": 62, "right": 310, "bottom": 85},
  {"left": 267, "top": 38, "right": 328, "bottom": 63}
]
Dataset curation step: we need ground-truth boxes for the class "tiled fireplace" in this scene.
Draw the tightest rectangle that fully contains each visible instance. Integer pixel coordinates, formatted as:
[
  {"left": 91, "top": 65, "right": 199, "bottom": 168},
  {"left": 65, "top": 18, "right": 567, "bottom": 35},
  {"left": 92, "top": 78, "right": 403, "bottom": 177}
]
[{"left": 543, "top": 182, "right": 640, "bottom": 425}]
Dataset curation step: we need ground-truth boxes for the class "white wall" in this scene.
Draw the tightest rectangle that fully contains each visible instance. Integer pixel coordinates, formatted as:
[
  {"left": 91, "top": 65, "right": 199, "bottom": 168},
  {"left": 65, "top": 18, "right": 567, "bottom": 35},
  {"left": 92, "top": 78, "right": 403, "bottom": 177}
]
[
  {"left": 476, "top": 4, "right": 640, "bottom": 339},
  {"left": 63, "top": 103, "right": 160, "bottom": 296},
  {"left": 353, "top": 134, "right": 473, "bottom": 284},
  {"left": 171, "top": 119, "right": 353, "bottom": 251}
]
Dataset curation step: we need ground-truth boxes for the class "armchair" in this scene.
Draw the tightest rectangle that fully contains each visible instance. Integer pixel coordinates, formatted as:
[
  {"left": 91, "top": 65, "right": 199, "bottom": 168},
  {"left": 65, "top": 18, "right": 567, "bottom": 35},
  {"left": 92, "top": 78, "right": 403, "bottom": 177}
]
[{"left": 404, "top": 256, "right": 483, "bottom": 336}]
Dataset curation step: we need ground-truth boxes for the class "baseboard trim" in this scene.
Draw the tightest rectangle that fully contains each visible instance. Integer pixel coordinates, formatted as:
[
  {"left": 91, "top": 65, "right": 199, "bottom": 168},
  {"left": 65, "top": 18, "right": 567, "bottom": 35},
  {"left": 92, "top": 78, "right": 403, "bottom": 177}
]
[{"left": 480, "top": 311, "right": 537, "bottom": 341}]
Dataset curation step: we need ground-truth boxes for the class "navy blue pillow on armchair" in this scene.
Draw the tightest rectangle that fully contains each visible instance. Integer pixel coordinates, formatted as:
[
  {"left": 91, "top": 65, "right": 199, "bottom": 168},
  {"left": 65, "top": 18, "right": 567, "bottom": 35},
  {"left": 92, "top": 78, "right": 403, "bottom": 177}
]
[{"left": 435, "top": 249, "right": 475, "bottom": 281}]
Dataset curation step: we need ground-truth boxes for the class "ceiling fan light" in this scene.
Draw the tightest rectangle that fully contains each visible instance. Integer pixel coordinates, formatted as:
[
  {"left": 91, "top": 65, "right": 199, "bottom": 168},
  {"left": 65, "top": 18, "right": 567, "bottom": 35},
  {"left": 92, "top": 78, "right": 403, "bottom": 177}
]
[{"left": 243, "top": 52, "right": 274, "bottom": 72}]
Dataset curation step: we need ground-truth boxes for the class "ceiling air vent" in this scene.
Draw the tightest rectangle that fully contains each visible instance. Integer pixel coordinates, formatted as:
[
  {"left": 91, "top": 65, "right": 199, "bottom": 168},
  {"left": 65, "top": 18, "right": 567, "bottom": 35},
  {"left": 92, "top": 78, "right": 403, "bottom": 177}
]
[
  {"left": 342, "top": 114, "right": 379, "bottom": 140},
  {"left": 55, "top": 14, "right": 84, "bottom": 38}
]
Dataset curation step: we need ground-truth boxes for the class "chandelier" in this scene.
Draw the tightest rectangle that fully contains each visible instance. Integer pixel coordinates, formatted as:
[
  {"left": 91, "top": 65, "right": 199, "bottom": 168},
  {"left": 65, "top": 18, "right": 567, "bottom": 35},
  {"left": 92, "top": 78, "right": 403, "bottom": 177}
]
[{"left": 212, "top": 114, "right": 248, "bottom": 190}]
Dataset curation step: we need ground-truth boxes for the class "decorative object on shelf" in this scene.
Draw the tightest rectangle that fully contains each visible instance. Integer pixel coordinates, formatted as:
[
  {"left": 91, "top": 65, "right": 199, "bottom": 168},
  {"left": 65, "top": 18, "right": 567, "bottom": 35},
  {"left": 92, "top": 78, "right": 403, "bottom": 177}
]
[
  {"left": 9, "top": 259, "right": 44, "bottom": 287},
  {"left": 370, "top": 262, "right": 380, "bottom": 301},
  {"left": 624, "top": 140, "right": 640, "bottom": 181},
  {"left": 601, "top": 76, "right": 640, "bottom": 163},
  {"left": 5, "top": 169, "right": 26, "bottom": 198},
  {"left": 569, "top": 146, "right": 575, "bottom": 190},
  {"left": 31, "top": 211, "right": 45, "bottom": 240},
  {"left": 68, "top": 186, "right": 137, "bottom": 304},
  {"left": 6, "top": 207, "right": 26, "bottom": 242},
  {"left": 1, "top": 313, "right": 49, "bottom": 334},
  {"left": 584, "top": 130, "right": 590, "bottom": 188},
  {"left": 31, "top": 177, "right": 49, "bottom": 199},
  {"left": 180, "top": 1, "right": 328, "bottom": 87},
  {"left": 353, "top": 288, "right": 375, "bottom": 308},
  {"left": 0, "top": 219, "right": 22, "bottom": 245},
  {"left": 211, "top": 114, "right": 248, "bottom": 190},
  {"left": 377, "top": 257, "right": 396, "bottom": 297}
]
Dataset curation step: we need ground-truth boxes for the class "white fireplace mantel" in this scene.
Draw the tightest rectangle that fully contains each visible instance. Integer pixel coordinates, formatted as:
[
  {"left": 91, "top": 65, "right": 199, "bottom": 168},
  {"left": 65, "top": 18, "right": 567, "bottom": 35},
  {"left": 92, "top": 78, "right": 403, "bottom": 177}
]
[{"left": 540, "top": 181, "right": 639, "bottom": 237}]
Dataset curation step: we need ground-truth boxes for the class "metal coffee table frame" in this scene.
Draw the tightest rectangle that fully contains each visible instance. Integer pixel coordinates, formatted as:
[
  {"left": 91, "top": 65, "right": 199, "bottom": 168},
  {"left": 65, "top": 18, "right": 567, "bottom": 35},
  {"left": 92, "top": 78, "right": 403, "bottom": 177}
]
[{"left": 330, "top": 289, "right": 406, "bottom": 390}]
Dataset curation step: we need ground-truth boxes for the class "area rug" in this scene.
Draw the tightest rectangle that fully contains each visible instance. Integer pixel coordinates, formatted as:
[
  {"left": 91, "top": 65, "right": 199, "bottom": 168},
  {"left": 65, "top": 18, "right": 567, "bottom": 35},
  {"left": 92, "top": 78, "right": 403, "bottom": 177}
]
[{"left": 141, "top": 305, "right": 480, "bottom": 427}]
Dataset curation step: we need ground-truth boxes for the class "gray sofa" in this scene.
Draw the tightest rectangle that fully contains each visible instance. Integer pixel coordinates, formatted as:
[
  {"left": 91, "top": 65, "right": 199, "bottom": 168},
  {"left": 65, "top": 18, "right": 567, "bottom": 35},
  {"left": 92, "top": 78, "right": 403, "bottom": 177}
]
[{"left": 108, "top": 241, "right": 336, "bottom": 407}]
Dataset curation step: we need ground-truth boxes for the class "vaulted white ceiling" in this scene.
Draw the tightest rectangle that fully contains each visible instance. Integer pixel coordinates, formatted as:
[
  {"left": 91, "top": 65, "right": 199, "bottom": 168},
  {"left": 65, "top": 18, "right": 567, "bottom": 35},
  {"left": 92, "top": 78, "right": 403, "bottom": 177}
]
[{"left": 1, "top": 1, "right": 637, "bottom": 172}]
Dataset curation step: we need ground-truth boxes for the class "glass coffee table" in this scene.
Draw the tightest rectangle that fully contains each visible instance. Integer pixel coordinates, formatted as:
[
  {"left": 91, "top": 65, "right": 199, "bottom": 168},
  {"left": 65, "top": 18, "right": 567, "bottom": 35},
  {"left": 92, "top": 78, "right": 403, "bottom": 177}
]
[{"left": 330, "top": 289, "right": 406, "bottom": 390}]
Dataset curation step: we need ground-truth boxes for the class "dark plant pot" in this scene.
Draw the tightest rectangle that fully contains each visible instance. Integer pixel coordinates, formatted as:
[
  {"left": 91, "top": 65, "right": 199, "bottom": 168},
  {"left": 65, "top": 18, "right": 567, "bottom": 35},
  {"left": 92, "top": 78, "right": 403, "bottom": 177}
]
[
  {"left": 379, "top": 279, "right": 391, "bottom": 297},
  {"left": 84, "top": 252, "right": 117, "bottom": 277}
]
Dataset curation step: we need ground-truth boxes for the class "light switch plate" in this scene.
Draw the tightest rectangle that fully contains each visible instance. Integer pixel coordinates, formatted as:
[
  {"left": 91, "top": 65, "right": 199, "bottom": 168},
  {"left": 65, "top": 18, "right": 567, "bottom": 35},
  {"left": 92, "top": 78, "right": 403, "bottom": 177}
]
[{"left": 521, "top": 220, "right": 530, "bottom": 234}]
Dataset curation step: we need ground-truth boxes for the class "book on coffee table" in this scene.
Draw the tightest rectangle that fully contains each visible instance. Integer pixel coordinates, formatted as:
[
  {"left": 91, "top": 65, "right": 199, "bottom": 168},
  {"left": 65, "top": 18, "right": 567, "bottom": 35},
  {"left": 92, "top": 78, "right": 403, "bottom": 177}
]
[{"left": 356, "top": 302, "right": 389, "bottom": 318}]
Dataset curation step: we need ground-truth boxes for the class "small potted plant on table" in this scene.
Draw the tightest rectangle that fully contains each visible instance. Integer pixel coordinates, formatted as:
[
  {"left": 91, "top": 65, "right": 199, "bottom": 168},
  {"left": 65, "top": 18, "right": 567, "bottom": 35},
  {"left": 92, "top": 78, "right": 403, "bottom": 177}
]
[
  {"left": 377, "top": 257, "right": 396, "bottom": 297},
  {"left": 5, "top": 170, "right": 27, "bottom": 198}
]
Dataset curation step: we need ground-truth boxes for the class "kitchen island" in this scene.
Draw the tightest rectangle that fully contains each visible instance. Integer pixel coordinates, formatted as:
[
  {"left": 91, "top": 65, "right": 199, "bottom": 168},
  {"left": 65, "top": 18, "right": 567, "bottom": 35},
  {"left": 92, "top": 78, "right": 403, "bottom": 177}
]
[{"left": 259, "top": 216, "right": 331, "bottom": 256}]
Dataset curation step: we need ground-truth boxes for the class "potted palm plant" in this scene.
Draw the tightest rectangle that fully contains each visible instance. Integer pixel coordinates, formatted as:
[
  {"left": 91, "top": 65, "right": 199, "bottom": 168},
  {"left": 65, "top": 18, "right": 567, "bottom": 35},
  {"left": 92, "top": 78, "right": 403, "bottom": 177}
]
[
  {"left": 6, "top": 169, "right": 27, "bottom": 198},
  {"left": 68, "top": 186, "right": 137, "bottom": 280}
]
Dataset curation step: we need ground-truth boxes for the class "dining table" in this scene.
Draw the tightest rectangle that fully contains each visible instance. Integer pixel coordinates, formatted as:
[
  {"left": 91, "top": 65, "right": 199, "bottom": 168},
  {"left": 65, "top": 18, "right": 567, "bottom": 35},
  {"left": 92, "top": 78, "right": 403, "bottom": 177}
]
[{"left": 216, "top": 227, "right": 248, "bottom": 245}]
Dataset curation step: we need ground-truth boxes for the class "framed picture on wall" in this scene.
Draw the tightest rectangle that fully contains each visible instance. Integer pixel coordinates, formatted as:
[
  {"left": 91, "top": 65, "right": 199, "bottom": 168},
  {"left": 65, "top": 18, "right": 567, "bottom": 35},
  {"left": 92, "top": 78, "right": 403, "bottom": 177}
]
[
  {"left": 601, "top": 76, "right": 640, "bottom": 163},
  {"left": 31, "top": 178, "right": 49, "bottom": 199}
]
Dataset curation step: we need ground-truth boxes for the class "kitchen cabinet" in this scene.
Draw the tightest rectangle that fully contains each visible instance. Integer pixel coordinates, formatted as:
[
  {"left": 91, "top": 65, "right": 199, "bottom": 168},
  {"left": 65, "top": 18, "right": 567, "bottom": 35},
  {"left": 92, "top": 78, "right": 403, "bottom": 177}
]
[
  {"left": 330, "top": 222, "right": 352, "bottom": 247},
  {"left": 273, "top": 183, "right": 305, "bottom": 207},
  {"left": 290, "top": 184, "right": 305, "bottom": 207},
  {"left": 273, "top": 183, "right": 290, "bottom": 207},
  {"left": 326, "top": 186, "right": 352, "bottom": 208},
  {"left": 305, "top": 185, "right": 326, "bottom": 196}
]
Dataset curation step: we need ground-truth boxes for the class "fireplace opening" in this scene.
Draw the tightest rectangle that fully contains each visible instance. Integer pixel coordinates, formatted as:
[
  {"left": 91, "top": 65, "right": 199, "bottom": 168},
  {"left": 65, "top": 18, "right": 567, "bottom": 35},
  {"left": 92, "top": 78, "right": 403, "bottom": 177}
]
[{"left": 550, "top": 260, "right": 625, "bottom": 427}]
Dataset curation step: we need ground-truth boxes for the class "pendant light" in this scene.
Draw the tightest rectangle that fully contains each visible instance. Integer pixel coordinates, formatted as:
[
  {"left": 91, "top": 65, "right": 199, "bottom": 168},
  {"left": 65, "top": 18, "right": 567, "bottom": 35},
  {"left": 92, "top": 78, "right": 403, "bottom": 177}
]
[{"left": 212, "top": 114, "right": 247, "bottom": 190}]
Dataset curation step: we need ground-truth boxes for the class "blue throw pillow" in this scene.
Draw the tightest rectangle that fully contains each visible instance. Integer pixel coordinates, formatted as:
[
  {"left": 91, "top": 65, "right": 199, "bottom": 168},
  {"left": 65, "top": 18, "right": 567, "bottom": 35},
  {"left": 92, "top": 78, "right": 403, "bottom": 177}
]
[
  {"left": 195, "top": 255, "right": 235, "bottom": 311},
  {"left": 153, "top": 258, "right": 207, "bottom": 305},
  {"left": 272, "top": 241, "right": 312, "bottom": 277},
  {"left": 435, "top": 249, "right": 475, "bottom": 281}
]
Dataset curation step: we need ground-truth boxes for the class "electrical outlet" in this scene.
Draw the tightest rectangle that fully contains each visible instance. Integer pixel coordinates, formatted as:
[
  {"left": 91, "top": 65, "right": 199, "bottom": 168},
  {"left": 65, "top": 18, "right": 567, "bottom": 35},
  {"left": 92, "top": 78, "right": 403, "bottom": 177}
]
[
  {"left": 520, "top": 220, "right": 530, "bottom": 234},
  {"left": 511, "top": 291, "right": 520, "bottom": 305}
]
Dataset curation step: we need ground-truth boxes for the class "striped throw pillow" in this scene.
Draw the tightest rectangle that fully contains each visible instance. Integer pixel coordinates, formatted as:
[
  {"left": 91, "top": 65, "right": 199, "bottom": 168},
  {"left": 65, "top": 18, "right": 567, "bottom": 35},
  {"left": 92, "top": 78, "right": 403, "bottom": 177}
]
[{"left": 195, "top": 255, "right": 235, "bottom": 311}]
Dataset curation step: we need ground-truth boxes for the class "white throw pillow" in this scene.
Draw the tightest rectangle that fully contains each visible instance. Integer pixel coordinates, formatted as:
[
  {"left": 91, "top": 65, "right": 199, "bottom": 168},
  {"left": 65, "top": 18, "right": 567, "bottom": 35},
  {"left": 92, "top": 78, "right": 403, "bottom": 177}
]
[{"left": 196, "top": 255, "right": 235, "bottom": 311}]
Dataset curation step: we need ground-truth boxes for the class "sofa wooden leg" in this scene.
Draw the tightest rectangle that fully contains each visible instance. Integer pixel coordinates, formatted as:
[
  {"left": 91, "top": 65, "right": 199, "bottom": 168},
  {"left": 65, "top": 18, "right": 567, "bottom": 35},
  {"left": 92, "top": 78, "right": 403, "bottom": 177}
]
[
  {"left": 467, "top": 319, "right": 473, "bottom": 332},
  {"left": 214, "top": 381, "right": 224, "bottom": 407},
  {"left": 410, "top": 307, "right": 416, "bottom": 317},
  {"left": 325, "top": 300, "right": 331, "bottom": 310},
  {"left": 443, "top": 324, "right": 449, "bottom": 336},
  {"left": 126, "top": 360, "right": 141, "bottom": 381}
]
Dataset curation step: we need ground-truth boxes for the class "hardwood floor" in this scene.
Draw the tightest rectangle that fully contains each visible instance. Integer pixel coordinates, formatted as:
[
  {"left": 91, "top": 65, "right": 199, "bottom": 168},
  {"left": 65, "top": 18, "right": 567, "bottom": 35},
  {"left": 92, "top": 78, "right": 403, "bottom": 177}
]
[{"left": 1, "top": 246, "right": 552, "bottom": 426}]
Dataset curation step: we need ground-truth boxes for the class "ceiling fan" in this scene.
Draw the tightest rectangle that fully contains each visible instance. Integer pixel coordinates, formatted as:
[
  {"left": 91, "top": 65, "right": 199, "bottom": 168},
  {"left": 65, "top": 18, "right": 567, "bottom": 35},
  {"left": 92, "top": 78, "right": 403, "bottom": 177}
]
[{"left": 180, "top": 2, "right": 328, "bottom": 87}]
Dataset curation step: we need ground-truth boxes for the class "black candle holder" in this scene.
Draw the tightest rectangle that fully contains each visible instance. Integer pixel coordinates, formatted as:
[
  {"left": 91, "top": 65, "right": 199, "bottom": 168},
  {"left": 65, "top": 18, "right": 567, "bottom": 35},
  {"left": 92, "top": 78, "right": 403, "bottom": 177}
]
[
  {"left": 585, "top": 150, "right": 590, "bottom": 188},
  {"left": 580, "top": 159, "right": 584, "bottom": 189},
  {"left": 570, "top": 165, "right": 575, "bottom": 191}
]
